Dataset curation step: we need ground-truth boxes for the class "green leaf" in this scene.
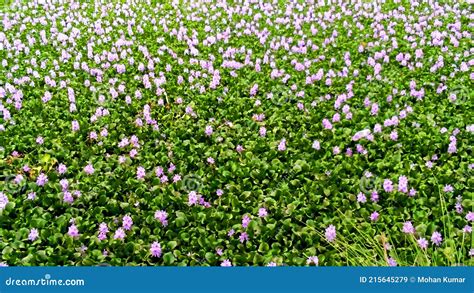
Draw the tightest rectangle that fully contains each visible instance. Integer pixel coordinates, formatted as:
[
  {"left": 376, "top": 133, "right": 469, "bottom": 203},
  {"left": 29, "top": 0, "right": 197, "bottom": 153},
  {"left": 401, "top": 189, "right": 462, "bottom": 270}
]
[
  {"left": 168, "top": 241, "right": 178, "bottom": 250},
  {"left": 163, "top": 252, "right": 176, "bottom": 265}
]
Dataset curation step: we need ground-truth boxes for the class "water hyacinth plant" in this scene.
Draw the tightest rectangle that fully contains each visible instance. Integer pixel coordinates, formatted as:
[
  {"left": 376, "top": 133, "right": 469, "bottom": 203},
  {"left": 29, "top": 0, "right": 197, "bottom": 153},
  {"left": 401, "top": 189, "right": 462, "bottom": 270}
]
[{"left": 0, "top": 0, "right": 472, "bottom": 267}]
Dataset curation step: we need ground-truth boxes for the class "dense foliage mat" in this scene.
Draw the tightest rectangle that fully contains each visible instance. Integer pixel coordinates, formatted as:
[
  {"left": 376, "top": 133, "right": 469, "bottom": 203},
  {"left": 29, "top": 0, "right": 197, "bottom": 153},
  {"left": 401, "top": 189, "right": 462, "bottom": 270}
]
[{"left": 0, "top": 0, "right": 473, "bottom": 266}]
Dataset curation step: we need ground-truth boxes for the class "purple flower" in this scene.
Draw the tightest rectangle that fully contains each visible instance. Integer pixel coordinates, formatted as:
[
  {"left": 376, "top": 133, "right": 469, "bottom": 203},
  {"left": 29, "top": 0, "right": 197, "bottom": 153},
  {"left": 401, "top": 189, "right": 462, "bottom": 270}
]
[
  {"left": 346, "top": 148, "right": 353, "bottom": 156},
  {"left": 154, "top": 210, "right": 168, "bottom": 226},
  {"left": 277, "top": 139, "right": 287, "bottom": 151},
  {"left": 370, "top": 211, "right": 379, "bottom": 222},
  {"left": 383, "top": 179, "right": 393, "bottom": 193},
  {"left": 242, "top": 215, "right": 251, "bottom": 228},
  {"left": 371, "top": 191, "right": 379, "bottom": 203},
  {"left": 98, "top": 222, "right": 108, "bottom": 235},
  {"left": 220, "top": 259, "right": 232, "bottom": 267},
  {"left": 27, "top": 192, "right": 36, "bottom": 200},
  {"left": 463, "top": 226, "right": 472, "bottom": 234},
  {"left": 36, "top": 136, "right": 44, "bottom": 145},
  {"left": 188, "top": 191, "right": 199, "bottom": 205},
  {"left": 114, "top": 228, "right": 126, "bottom": 240},
  {"left": 431, "top": 231, "right": 442, "bottom": 246},
  {"left": 216, "top": 189, "right": 224, "bottom": 197},
  {"left": 68, "top": 224, "right": 79, "bottom": 238},
  {"left": 402, "top": 221, "right": 415, "bottom": 234},
  {"left": 207, "top": 157, "right": 215, "bottom": 164},
  {"left": 98, "top": 232, "right": 107, "bottom": 241},
  {"left": 322, "top": 118, "right": 333, "bottom": 130},
  {"left": 205, "top": 125, "right": 213, "bottom": 136},
  {"left": 325, "top": 225, "right": 336, "bottom": 242},
  {"left": 12, "top": 175, "right": 23, "bottom": 185},
  {"left": 150, "top": 241, "right": 162, "bottom": 257},
  {"left": 137, "top": 166, "right": 146, "bottom": 180},
  {"left": 236, "top": 145, "right": 244, "bottom": 153},
  {"left": 387, "top": 257, "right": 397, "bottom": 267},
  {"left": 259, "top": 127, "right": 267, "bottom": 137},
  {"left": 227, "top": 229, "right": 235, "bottom": 237},
  {"left": 443, "top": 185, "right": 454, "bottom": 193},
  {"left": 167, "top": 163, "right": 176, "bottom": 174},
  {"left": 122, "top": 215, "right": 133, "bottom": 230},
  {"left": 266, "top": 262, "right": 277, "bottom": 267},
  {"left": 306, "top": 256, "right": 319, "bottom": 266},
  {"left": 160, "top": 175, "right": 168, "bottom": 184},
  {"left": 352, "top": 129, "right": 371, "bottom": 141},
  {"left": 0, "top": 192, "right": 9, "bottom": 211},
  {"left": 36, "top": 173, "right": 48, "bottom": 187},
  {"left": 155, "top": 166, "right": 164, "bottom": 177},
  {"left": 28, "top": 228, "right": 39, "bottom": 241},
  {"left": 72, "top": 120, "right": 80, "bottom": 131},
  {"left": 417, "top": 238, "right": 428, "bottom": 249},
  {"left": 357, "top": 192, "right": 367, "bottom": 203},
  {"left": 250, "top": 84, "right": 258, "bottom": 96},
  {"left": 312, "top": 140, "right": 321, "bottom": 150},
  {"left": 374, "top": 124, "right": 382, "bottom": 133},
  {"left": 57, "top": 163, "right": 67, "bottom": 174},
  {"left": 59, "top": 179, "right": 69, "bottom": 191},
  {"left": 466, "top": 212, "right": 474, "bottom": 222},
  {"left": 98, "top": 223, "right": 108, "bottom": 233},
  {"left": 172, "top": 174, "right": 181, "bottom": 183},
  {"left": 84, "top": 164, "right": 95, "bottom": 175},
  {"left": 398, "top": 175, "right": 408, "bottom": 193},
  {"left": 258, "top": 208, "right": 267, "bottom": 217},
  {"left": 63, "top": 191, "right": 74, "bottom": 204},
  {"left": 239, "top": 232, "right": 249, "bottom": 243},
  {"left": 389, "top": 131, "right": 398, "bottom": 141}
]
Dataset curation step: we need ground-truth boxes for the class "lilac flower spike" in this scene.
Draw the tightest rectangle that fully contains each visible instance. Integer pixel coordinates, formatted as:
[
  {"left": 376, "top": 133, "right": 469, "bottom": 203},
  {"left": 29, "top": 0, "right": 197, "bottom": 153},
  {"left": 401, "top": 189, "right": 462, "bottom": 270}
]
[{"left": 325, "top": 225, "right": 336, "bottom": 242}]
